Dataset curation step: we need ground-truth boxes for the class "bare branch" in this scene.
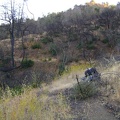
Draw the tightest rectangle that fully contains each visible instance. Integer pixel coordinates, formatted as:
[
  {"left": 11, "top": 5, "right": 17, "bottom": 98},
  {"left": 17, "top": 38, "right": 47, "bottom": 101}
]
[{"left": 25, "top": 1, "right": 34, "bottom": 19}]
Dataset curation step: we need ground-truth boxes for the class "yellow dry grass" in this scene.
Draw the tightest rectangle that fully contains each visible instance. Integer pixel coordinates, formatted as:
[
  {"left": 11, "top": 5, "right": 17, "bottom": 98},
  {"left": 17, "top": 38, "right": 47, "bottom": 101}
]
[
  {"left": 0, "top": 86, "right": 71, "bottom": 120},
  {"left": 100, "top": 60, "right": 120, "bottom": 102},
  {"left": 0, "top": 62, "right": 91, "bottom": 120}
]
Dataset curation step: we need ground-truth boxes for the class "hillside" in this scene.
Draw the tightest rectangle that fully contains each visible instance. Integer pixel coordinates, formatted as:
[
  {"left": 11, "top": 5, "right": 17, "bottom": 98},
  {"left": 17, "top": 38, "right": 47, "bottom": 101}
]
[
  {"left": 1, "top": 1, "right": 120, "bottom": 68},
  {"left": 0, "top": 62, "right": 120, "bottom": 119},
  {"left": 0, "top": 1, "right": 120, "bottom": 120}
]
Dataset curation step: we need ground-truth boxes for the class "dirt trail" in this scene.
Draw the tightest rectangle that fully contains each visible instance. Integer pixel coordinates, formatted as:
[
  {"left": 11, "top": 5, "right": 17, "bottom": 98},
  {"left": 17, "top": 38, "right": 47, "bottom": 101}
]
[{"left": 47, "top": 71, "right": 117, "bottom": 120}]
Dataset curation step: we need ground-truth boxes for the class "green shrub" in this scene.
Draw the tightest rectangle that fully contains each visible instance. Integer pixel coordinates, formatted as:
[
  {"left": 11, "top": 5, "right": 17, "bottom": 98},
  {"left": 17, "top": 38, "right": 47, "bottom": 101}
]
[
  {"left": 0, "top": 86, "right": 24, "bottom": 98},
  {"left": 10, "top": 86, "right": 24, "bottom": 96},
  {"left": 58, "top": 63, "right": 65, "bottom": 75},
  {"left": 31, "top": 43, "right": 41, "bottom": 49},
  {"left": 72, "top": 81, "right": 97, "bottom": 99},
  {"left": 102, "top": 39, "right": 109, "bottom": 44},
  {"left": 88, "top": 40, "right": 93, "bottom": 44},
  {"left": 19, "top": 44, "right": 27, "bottom": 50},
  {"left": 0, "top": 63, "right": 3, "bottom": 67},
  {"left": 48, "top": 57, "right": 52, "bottom": 61},
  {"left": 23, "top": 45, "right": 27, "bottom": 49},
  {"left": 42, "top": 58, "right": 47, "bottom": 62},
  {"left": 107, "top": 43, "right": 113, "bottom": 48},
  {"left": 94, "top": 8, "right": 100, "bottom": 13},
  {"left": 30, "top": 37, "right": 34, "bottom": 42},
  {"left": 69, "top": 33, "right": 78, "bottom": 41},
  {"left": 87, "top": 44, "right": 96, "bottom": 50},
  {"left": 49, "top": 48, "right": 57, "bottom": 56},
  {"left": 31, "top": 82, "right": 39, "bottom": 88},
  {"left": 54, "top": 33, "right": 59, "bottom": 37},
  {"left": 77, "top": 43, "right": 83, "bottom": 49},
  {"left": 49, "top": 44, "right": 58, "bottom": 56},
  {"left": 41, "top": 36, "right": 53, "bottom": 44},
  {"left": 21, "top": 59, "right": 34, "bottom": 68},
  {"left": 94, "top": 26, "right": 100, "bottom": 30}
]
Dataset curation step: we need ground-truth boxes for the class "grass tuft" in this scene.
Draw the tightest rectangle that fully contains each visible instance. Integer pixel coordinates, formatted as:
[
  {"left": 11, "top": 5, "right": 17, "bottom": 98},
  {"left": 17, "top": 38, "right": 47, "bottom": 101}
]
[
  {"left": 21, "top": 59, "right": 34, "bottom": 68},
  {"left": 72, "top": 81, "right": 97, "bottom": 99},
  {"left": 31, "top": 43, "right": 41, "bottom": 49}
]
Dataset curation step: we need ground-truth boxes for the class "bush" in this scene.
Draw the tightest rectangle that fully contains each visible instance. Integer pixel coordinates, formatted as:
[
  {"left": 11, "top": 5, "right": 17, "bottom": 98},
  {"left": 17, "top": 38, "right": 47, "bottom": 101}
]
[
  {"left": 72, "top": 81, "right": 97, "bottom": 99},
  {"left": 10, "top": 86, "right": 24, "bottom": 96},
  {"left": 48, "top": 57, "right": 52, "bottom": 61},
  {"left": 102, "top": 39, "right": 109, "bottom": 44},
  {"left": 0, "top": 57, "right": 11, "bottom": 67},
  {"left": 41, "top": 36, "right": 53, "bottom": 44},
  {"left": 58, "top": 63, "right": 65, "bottom": 75},
  {"left": 31, "top": 43, "right": 41, "bottom": 49},
  {"left": 23, "top": 45, "right": 27, "bottom": 49},
  {"left": 69, "top": 33, "right": 78, "bottom": 41},
  {"left": 77, "top": 43, "right": 83, "bottom": 49},
  {"left": 30, "top": 37, "right": 34, "bottom": 42},
  {"left": 21, "top": 59, "right": 34, "bottom": 68},
  {"left": 49, "top": 44, "right": 58, "bottom": 56},
  {"left": 88, "top": 40, "right": 93, "bottom": 44},
  {"left": 49, "top": 48, "right": 57, "bottom": 56},
  {"left": 19, "top": 44, "right": 27, "bottom": 50},
  {"left": 87, "top": 44, "right": 96, "bottom": 50}
]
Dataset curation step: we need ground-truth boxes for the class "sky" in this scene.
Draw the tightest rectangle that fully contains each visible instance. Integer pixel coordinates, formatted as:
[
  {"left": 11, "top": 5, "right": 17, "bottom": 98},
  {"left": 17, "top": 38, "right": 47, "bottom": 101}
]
[
  {"left": 0, "top": 0, "right": 119, "bottom": 20},
  {"left": 27, "top": 0, "right": 119, "bottom": 19}
]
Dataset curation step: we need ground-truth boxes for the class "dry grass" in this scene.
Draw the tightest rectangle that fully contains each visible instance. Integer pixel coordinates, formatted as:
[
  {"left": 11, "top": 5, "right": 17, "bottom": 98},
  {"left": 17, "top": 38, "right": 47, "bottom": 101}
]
[
  {"left": 60, "top": 62, "right": 92, "bottom": 77},
  {"left": 0, "top": 86, "right": 71, "bottom": 120},
  {"left": 0, "top": 59, "right": 119, "bottom": 119},
  {"left": 97, "top": 59, "right": 120, "bottom": 119},
  {"left": 1, "top": 35, "right": 120, "bottom": 119},
  {"left": 0, "top": 62, "right": 92, "bottom": 120},
  {"left": 98, "top": 57, "right": 120, "bottom": 102}
]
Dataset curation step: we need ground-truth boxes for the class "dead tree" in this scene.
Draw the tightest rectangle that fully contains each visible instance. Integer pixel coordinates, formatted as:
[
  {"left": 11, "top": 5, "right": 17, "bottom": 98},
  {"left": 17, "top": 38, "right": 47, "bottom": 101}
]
[{"left": 0, "top": 0, "right": 33, "bottom": 72}]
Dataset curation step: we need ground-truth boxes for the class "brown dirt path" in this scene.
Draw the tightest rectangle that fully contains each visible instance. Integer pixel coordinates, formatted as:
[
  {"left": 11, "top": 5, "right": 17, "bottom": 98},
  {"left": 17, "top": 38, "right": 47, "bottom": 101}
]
[
  {"left": 69, "top": 98, "right": 117, "bottom": 120},
  {"left": 47, "top": 71, "right": 118, "bottom": 120}
]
